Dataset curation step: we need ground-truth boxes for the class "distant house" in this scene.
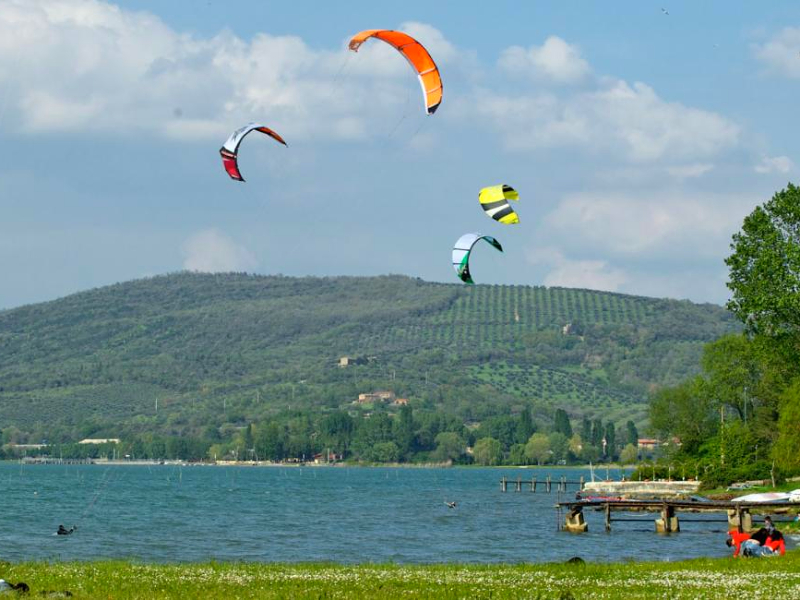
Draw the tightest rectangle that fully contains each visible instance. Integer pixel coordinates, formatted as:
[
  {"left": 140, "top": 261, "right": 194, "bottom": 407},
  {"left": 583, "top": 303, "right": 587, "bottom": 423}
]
[
  {"left": 391, "top": 398, "right": 408, "bottom": 406},
  {"left": 312, "top": 451, "right": 342, "bottom": 463},
  {"left": 356, "top": 391, "right": 396, "bottom": 404},
  {"left": 338, "top": 356, "right": 368, "bottom": 368},
  {"left": 78, "top": 438, "right": 121, "bottom": 445},
  {"left": 637, "top": 438, "right": 661, "bottom": 451}
]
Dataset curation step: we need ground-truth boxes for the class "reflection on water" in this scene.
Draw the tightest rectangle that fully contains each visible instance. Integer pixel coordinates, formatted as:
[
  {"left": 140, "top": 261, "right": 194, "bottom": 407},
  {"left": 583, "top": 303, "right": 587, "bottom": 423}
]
[{"left": 0, "top": 464, "right": 751, "bottom": 563}]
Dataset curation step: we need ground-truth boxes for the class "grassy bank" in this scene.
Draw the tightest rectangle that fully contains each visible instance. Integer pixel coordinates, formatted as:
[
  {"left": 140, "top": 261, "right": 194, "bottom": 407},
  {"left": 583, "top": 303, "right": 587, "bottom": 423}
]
[{"left": 1, "top": 553, "right": 799, "bottom": 599}]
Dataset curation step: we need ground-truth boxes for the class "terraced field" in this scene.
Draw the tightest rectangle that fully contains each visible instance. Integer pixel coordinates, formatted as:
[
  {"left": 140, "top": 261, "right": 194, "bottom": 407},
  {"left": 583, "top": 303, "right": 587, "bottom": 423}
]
[{"left": 0, "top": 273, "right": 737, "bottom": 430}]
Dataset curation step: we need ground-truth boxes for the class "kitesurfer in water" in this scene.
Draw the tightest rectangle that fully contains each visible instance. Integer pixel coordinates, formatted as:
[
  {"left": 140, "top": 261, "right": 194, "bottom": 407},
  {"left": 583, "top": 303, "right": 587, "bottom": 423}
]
[{"left": 57, "top": 524, "right": 76, "bottom": 536}]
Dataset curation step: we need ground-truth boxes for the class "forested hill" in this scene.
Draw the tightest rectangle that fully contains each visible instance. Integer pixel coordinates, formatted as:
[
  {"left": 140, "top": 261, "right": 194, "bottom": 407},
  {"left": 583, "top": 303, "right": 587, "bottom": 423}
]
[{"left": 0, "top": 272, "right": 737, "bottom": 438}]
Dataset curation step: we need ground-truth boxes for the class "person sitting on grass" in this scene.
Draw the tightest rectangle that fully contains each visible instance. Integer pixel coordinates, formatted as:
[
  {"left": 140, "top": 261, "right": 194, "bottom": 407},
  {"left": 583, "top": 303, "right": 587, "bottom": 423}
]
[
  {"left": 765, "top": 529, "right": 786, "bottom": 556},
  {"left": 727, "top": 527, "right": 783, "bottom": 558},
  {"left": 726, "top": 530, "right": 751, "bottom": 557},
  {"left": 764, "top": 515, "right": 776, "bottom": 536}
]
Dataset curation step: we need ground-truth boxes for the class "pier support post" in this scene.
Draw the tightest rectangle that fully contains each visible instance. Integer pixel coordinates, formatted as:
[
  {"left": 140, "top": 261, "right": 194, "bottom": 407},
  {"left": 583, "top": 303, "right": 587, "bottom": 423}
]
[
  {"left": 655, "top": 504, "right": 680, "bottom": 533},
  {"left": 727, "top": 508, "right": 752, "bottom": 532},
  {"left": 604, "top": 503, "right": 612, "bottom": 532},
  {"left": 515, "top": 476, "right": 522, "bottom": 492},
  {"left": 564, "top": 506, "right": 588, "bottom": 533},
  {"left": 501, "top": 477, "right": 507, "bottom": 492},
  {"left": 546, "top": 475, "right": 551, "bottom": 493},
  {"left": 579, "top": 475, "right": 584, "bottom": 490},
  {"left": 532, "top": 478, "right": 537, "bottom": 492}
]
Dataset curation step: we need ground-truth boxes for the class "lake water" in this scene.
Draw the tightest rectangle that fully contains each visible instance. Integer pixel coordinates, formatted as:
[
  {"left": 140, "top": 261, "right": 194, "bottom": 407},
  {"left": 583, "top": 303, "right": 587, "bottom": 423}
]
[{"left": 0, "top": 463, "right": 759, "bottom": 564}]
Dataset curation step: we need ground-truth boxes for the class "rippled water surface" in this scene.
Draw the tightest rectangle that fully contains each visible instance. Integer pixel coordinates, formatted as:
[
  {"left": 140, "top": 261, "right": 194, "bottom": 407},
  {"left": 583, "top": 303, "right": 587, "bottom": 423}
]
[{"left": 0, "top": 463, "right": 750, "bottom": 563}]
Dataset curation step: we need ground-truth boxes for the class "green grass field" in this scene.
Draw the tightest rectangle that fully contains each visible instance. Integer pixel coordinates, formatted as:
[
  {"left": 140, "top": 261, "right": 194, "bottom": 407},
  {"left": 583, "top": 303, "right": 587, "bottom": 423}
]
[{"left": 2, "top": 553, "right": 799, "bottom": 599}]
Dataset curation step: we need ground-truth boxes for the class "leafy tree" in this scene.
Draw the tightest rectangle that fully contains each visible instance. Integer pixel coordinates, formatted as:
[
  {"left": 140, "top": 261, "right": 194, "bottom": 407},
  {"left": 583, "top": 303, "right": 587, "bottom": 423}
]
[
  {"left": 568, "top": 433, "right": 583, "bottom": 460},
  {"left": 507, "top": 443, "right": 527, "bottom": 465},
  {"left": 581, "top": 418, "right": 592, "bottom": 443},
  {"left": 515, "top": 407, "right": 536, "bottom": 444},
  {"left": 255, "top": 421, "right": 285, "bottom": 461},
  {"left": 548, "top": 432, "right": 569, "bottom": 463},
  {"left": 351, "top": 413, "right": 393, "bottom": 459},
  {"left": 319, "top": 411, "right": 354, "bottom": 456},
  {"left": 649, "top": 377, "right": 718, "bottom": 455},
  {"left": 525, "top": 433, "right": 551, "bottom": 465},
  {"left": 773, "top": 379, "right": 800, "bottom": 472},
  {"left": 726, "top": 183, "right": 800, "bottom": 340},
  {"left": 477, "top": 416, "right": 519, "bottom": 450},
  {"left": 620, "top": 443, "right": 638, "bottom": 465},
  {"left": 371, "top": 441, "right": 400, "bottom": 463},
  {"left": 719, "top": 419, "right": 757, "bottom": 469},
  {"left": 473, "top": 437, "right": 502, "bottom": 466},
  {"left": 554, "top": 408, "right": 573, "bottom": 438},
  {"left": 579, "top": 444, "right": 600, "bottom": 463},
  {"left": 393, "top": 405, "right": 415, "bottom": 458},
  {"left": 591, "top": 418, "right": 604, "bottom": 448},
  {"left": 432, "top": 431, "right": 464, "bottom": 463},
  {"left": 625, "top": 420, "right": 638, "bottom": 446},
  {"left": 604, "top": 422, "right": 616, "bottom": 459},
  {"left": 243, "top": 423, "right": 254, "bottom": 458},
  {"left": 701, "top": 334, "right": 760, "bottom": 422}
]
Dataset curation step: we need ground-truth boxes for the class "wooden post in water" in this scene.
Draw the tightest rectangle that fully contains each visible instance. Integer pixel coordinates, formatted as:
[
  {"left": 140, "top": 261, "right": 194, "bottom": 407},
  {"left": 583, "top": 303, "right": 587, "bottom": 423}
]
[
  {"left": 532, "top": 477, "right": 537, "bottom": 492},
  {"left": 604, "top": 503, "right": 612, "bottom": 532},
  {"left": 728, "top": 507, "right": 752, "bottom": 532},
  {"left": 564, "top": 505, "right": 588, "bottom": 533},
  {"left": 561, "top": 476, "right": 567, "bottom": 492},
  {"left": 656, "top": 503, "right": 679, "bottom": 533},
  {"left": 737, "top": 506, "right": 743, "bottom": 533},
  {"left": 501, "top": 476, "right": 507, "bottom": 492},
  {"left": 546, "top": 475, "right": 551, "bottom": 493},
  {"left": 515, "top": 476, "right": 522, "bottom": 492},
  {"left": 579, "top": 475, "right": 585, "bottom": 490}
]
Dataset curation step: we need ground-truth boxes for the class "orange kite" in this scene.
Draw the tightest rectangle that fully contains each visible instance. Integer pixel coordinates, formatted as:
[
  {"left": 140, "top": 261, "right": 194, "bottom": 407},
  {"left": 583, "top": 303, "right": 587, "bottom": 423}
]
[{"left": 349, "top": 29, "right": 443, "bottom": 115}]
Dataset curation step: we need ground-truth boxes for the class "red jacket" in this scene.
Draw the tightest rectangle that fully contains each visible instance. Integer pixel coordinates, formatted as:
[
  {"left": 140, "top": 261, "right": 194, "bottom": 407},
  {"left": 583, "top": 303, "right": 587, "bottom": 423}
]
[
  {"left": 765, "top": 537, "right": 786, "bottom": 556},
  {"left": 729, "top": 530, "right": 751, "bottom": 557}
]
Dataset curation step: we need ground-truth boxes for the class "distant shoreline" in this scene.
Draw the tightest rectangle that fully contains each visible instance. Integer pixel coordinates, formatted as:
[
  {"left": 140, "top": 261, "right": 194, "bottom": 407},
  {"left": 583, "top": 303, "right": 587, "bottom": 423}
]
[{"left": 4, "top": 458, "right": 632, "bottom": 470}]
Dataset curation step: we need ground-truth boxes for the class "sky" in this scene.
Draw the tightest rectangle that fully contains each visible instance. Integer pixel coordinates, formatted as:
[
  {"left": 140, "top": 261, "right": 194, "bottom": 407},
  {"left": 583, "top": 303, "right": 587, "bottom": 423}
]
[{"left": 1, "top": 0, "right": 800, "bottom": 309}]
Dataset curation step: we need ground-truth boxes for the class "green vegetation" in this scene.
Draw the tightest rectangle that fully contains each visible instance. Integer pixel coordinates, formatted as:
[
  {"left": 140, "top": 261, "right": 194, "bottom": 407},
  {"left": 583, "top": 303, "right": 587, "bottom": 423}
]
[
  {"left": 1, "top": 555, "right": 799, "bottom": 599},
  {"left": 0, "top": 273, "right": 736, "bottom": 463},
  {"left": 647, "top": 183, "right": 800, "bottom": 487}
]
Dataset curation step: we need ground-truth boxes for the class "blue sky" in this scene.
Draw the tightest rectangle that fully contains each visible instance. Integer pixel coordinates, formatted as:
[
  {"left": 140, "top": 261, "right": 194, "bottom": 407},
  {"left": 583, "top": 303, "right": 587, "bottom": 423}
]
[{"left": 1, "top": 0, "right": 799, "bottom": 309}]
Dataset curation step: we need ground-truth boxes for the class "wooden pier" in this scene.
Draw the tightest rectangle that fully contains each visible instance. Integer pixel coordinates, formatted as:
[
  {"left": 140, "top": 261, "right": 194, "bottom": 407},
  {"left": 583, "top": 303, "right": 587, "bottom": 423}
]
[
  {"left": 500, "top": 475, "right": 585, "bottom": 493},
  {"left": 557, "top": 498, "right": 800, "bottom": 534}
]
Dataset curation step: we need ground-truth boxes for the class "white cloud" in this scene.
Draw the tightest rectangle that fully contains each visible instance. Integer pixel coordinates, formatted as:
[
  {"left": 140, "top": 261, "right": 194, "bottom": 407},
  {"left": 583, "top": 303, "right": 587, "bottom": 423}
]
[
  {"left": 473, "top": 78, "right": 739, "bottom": 162},
  {"left": 526, "top": 247, "right": 627, "bottom": 292},
  {"left": 665, "top": 163, "right": 714, "bottom": 179},
  {"left": 0, "top": 1, "right": 458, "bottom": 141},
  {"left": 401, "top": 21, "right": 458, "bottom": 64},
  {"left": 182, "top": 229, "right": 258, "bottom": 273},
  {"left": 0, "top": 1, "right": 740, "bottom": 170},
  {"left": 499, "top": 36, "right": 591, "bottom": 84},
  {"left": 543, "top": 192, "right": 752, "bottom": 258},
  {"left": 754, "top": 155, "right": 794, "bottom": 174},
  {"left": 753, "top": 27, "right": 800, "bottom": 78}
]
